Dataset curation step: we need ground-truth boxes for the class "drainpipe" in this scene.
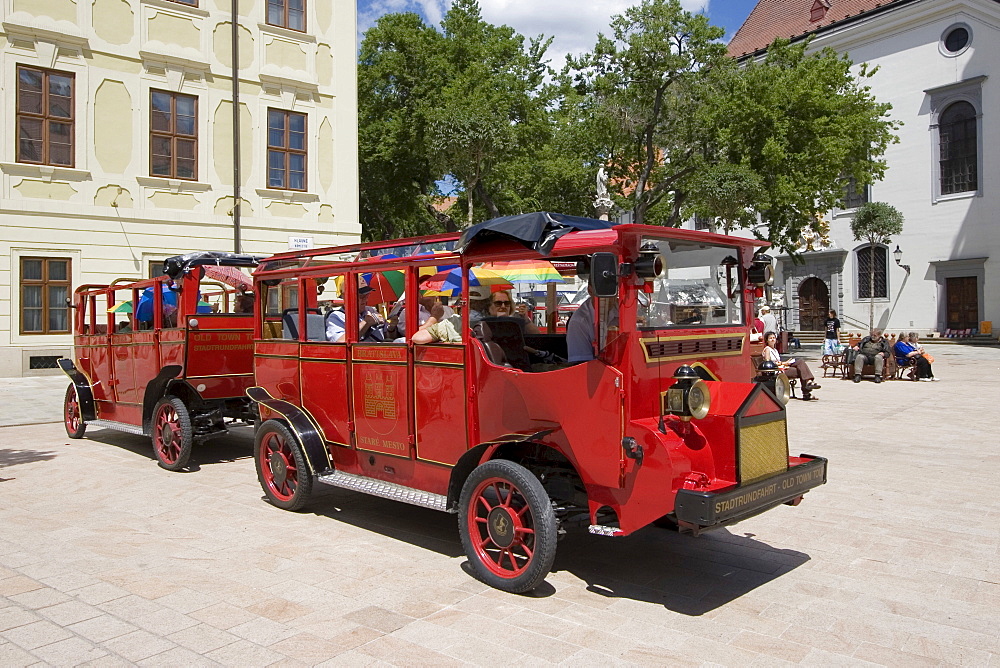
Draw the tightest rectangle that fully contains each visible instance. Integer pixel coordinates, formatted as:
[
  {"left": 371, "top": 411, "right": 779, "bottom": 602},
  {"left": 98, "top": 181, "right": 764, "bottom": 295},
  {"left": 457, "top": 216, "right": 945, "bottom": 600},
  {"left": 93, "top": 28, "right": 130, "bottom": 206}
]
[{"left": 231, "top": 0, "right": 242, "bottom": 253}]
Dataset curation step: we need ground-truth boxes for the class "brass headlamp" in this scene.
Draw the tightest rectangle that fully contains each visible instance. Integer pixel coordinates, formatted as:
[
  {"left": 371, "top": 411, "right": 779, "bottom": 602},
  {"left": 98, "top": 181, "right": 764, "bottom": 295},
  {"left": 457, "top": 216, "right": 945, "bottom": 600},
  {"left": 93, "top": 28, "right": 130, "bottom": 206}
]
[
  {"left": 664, "top": 365, "right": 711, "bottom": 422},
  {"left": 754, "top": 360, "right": 791, "bottom": 405}
]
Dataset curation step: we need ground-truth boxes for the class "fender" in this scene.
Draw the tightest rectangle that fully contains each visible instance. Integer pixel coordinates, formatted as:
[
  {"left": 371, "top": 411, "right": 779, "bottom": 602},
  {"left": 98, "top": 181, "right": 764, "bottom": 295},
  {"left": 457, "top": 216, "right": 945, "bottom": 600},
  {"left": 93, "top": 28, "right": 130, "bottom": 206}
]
[
  {"left": 142, "top": 365, "right": 183, "bottom": 433},
  {"left": 57, "top": 359, "right": 97, "bottom": 423},
  {"left": 246, "top": 386, "right": 329, "bottom": 475}
]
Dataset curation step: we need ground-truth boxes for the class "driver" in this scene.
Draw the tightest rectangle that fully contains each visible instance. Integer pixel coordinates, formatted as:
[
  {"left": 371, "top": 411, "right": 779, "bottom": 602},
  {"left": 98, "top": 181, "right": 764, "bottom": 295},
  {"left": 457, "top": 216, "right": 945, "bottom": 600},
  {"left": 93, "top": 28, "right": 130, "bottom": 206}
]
[{"left": 325, "top": 283, "right": 386, "bottom": 342}]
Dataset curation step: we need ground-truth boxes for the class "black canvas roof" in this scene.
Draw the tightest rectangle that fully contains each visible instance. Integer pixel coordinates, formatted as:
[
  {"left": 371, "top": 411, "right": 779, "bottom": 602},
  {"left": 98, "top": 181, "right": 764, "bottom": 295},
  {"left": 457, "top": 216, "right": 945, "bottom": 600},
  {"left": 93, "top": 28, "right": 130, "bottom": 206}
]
[{"left": 455, "top": 212, "right": 615, "bottom": 256}]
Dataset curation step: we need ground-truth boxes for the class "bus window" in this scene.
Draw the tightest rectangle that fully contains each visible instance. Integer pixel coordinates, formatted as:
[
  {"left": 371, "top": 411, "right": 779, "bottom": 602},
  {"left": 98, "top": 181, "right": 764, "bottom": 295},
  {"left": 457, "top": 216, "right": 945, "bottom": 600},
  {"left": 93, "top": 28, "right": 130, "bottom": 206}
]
[{"left": 637, "top": 238, "right": 744, "bottom": 329}]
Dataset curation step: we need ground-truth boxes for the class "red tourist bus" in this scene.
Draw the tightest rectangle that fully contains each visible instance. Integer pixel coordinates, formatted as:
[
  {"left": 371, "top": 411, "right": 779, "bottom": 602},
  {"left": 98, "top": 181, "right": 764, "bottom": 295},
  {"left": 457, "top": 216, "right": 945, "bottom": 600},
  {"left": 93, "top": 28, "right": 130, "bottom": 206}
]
[
  {"left": 248, "top": 213, "right": 827, "bottom": 592},
  {"left": 59, "top": 252, "right": 264, "bottom": 470}
]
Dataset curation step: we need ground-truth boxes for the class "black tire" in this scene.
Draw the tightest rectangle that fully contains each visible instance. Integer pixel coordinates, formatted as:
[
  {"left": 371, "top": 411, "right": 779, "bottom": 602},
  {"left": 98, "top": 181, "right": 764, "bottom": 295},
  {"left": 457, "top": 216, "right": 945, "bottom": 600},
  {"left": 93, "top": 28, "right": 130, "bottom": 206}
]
[
  {"left": 151, "top": 396, "right": 193, "bottom": 471},
  {"left": 458, "top": 459, "right": 557, "bottom": 594},
  {"left": 63, "top": 384, "right": 87, "bottom": 439},
  {"left": 255, "top": 420, "right": 313, "bottom": 511}
]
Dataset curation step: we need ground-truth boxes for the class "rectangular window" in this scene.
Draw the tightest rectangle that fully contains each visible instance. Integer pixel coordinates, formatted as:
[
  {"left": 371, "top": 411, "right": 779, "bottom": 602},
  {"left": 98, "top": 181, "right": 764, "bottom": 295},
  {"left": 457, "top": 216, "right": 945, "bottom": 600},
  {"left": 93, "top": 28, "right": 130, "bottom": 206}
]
[
  {"left": 856, "top": 246, "right": 888, "bottom": 300},
  {"left": 267, "top": 0, "right": 305, "bottom": 31},
  {"left": 636, "top": 238, "right": 744, "bottom": 329},
  {"left": 267, "top": 109, "right": 307, "bottom": 191},
  {"left": 150, "top": 90, "right": 198, "bottom": 180},
  {"left": 168, "top": 0, "right": 197, "bottom": 5},
  {"left": 21, "top": 257, "right": 72, "bottom": 335},
  {"left": 840, "top": 176, "right": 869, "bottom": 209},
  {"left": 694, "top": 215, "right": 712, "bottom": 231},
  {"left": 17, "top": 66, "right": 74, "bottom": 167}
]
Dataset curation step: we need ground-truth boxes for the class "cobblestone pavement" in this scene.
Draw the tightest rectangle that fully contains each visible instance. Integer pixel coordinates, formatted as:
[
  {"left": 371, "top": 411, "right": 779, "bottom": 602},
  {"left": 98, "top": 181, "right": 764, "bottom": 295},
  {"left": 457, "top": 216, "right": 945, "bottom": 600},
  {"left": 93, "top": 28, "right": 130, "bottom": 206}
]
[{"left": 1, "top": 344, "right": 998, "bottom": 666}]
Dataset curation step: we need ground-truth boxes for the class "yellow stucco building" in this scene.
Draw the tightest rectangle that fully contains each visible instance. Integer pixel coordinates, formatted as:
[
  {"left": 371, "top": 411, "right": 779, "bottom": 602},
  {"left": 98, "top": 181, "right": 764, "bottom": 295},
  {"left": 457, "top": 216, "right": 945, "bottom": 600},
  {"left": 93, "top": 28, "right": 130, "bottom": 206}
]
[{"left": 0, "top": 0, "right": 359, "bottom": 376}]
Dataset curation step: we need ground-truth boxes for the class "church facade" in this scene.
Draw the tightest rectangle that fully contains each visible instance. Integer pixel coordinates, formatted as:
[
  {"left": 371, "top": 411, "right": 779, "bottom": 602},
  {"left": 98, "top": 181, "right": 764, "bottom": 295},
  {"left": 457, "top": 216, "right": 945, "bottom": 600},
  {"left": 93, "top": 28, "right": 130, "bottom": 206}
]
[{"left": 728, "top": 0, "right": 998, "bottom": 336}]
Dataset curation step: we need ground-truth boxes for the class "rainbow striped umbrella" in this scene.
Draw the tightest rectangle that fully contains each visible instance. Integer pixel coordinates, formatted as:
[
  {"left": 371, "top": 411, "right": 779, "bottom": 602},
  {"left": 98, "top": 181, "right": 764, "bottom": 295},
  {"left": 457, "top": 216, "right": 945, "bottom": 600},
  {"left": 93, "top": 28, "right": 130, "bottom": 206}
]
[
  {"left": 486, "top": 260, "right": 564, "bottom": 284},
  {"left": 423, "top": 267, "right": 511, "bottom": 295}
]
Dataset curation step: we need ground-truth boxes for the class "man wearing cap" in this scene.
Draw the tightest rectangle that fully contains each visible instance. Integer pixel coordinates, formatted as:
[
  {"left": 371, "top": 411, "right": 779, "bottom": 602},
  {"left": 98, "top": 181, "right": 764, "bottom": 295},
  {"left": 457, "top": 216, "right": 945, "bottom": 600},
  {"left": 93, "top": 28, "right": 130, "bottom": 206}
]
[
  {"left": 325, "top": 283, "right": 386, "bottom": 343},
  {"left": 467, "top": 285, "right": 492, "bottom": 325},
  {"left": 759, "top": 305, "right": 777, "bottom": 337}
]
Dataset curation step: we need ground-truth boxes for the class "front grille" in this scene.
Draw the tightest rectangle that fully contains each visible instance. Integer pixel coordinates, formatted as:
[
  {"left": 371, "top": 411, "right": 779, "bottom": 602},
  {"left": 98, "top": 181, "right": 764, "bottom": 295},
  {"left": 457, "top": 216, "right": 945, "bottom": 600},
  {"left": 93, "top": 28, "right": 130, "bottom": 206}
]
[
  {"left": 645, "top": 336, "right": 743, "bottom": 360},
  {"left": 738, "top": 417, "right": 789, "bottom": 484}
]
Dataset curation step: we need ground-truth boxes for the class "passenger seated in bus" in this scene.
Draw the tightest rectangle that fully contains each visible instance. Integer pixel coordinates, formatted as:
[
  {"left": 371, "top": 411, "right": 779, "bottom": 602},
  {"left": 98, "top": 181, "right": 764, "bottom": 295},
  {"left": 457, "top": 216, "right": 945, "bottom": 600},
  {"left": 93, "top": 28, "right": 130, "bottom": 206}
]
[
  {"left": 234, "top": 291, "right": 255, "bottom": 313},
  {"left": 566, "top": 283, "right": 617, "bottom": 363},
  {"left": 412, "top": 310, "right": 462, "bottom": 344},
  {"left": 467, "top": 286, "right": 492, "bottom": 324},
  {"left": 325, "top": 284, "right": 386, "bottom": 342},
  {"left": 488, "top": 289, "right": 540, "bottom": 335}
]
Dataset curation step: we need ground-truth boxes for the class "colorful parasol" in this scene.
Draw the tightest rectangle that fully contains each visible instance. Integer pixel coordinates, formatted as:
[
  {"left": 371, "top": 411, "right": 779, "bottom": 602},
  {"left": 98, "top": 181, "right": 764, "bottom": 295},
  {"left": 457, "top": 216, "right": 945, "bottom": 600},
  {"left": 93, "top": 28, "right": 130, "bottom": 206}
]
[
  {"left": 486, "top": 260, "right": 564, "bottom": 284},
  {"left": 108, "top": 300, "right": 133, "bottom": 313},
  {"left": 203, "top": 265, "right": 252, "bottom": 292},
  {"left": 423, "top": 266, "right": 512, "bottom": 295}
]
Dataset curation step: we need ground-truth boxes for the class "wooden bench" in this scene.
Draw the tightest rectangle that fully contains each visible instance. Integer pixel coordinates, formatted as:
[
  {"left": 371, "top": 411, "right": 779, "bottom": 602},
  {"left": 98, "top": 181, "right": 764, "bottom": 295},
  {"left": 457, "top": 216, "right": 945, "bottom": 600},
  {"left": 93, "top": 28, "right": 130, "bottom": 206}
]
[{"left": 820, "top": 354, "right": 846, "bottom": 378}]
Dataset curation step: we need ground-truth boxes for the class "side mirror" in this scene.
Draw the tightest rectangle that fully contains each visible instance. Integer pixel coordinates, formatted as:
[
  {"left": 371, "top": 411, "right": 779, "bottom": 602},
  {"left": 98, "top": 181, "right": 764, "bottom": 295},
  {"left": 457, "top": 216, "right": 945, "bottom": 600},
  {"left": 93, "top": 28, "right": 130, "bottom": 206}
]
[{"left": 590, "top": 252, "right": 618, "bottom": 297}]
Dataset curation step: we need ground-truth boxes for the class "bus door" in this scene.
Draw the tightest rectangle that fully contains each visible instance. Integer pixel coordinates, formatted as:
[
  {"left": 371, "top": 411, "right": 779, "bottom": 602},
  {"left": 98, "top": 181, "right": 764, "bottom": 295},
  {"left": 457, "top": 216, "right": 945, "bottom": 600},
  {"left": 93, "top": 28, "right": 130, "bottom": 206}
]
[
  {"left": 412, "top": 342, "right": 467, "bottom": 466},
  {"left": 110, "top": 286, "right": 141, "bottom": 406},
  {"left": 348, "top": 270, "right": 413, "bottom": 461},
  {"left": 299, "top": 275, "right": 352, "bottom": 449}
]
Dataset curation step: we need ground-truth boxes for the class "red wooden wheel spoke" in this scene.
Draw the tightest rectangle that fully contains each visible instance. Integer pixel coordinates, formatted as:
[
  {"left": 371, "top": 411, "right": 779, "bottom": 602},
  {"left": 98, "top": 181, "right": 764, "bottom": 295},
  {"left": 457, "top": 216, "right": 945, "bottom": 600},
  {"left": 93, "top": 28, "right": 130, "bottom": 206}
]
[{"left": 476, "top": 495, "right": 494, "bottom": 514}]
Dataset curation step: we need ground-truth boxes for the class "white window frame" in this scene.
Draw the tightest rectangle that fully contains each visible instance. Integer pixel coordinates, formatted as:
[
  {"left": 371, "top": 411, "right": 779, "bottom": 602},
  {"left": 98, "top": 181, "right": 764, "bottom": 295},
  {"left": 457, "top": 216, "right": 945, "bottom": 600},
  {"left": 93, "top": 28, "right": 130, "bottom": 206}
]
[{"left": 926, "top": 76, "right": 985, "bottom": 203}]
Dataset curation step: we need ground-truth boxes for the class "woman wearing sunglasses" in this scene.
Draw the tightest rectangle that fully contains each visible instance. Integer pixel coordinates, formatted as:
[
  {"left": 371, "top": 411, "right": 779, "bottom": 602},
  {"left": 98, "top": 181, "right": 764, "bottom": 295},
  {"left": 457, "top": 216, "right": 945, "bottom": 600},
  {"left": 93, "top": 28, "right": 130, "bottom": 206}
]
[{"left": 488, "top": 289, "right": 540, "bottom": 334}]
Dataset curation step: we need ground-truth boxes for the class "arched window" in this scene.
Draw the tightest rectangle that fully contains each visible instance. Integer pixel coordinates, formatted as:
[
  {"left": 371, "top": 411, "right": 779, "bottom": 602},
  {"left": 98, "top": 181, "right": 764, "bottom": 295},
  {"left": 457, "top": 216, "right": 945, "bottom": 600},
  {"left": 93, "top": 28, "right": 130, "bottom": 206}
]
[
  {"left": 939, "top": 101, "right": 978, "bottom": 195},
  {"left": 856, "top": 245, "right": 888, "bottom": 300}
]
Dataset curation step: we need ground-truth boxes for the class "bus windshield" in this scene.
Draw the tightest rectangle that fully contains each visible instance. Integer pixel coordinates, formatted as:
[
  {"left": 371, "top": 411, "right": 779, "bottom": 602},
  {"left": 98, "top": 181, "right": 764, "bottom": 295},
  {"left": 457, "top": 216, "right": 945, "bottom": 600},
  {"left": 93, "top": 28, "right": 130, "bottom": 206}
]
[{"left": 637, "top": 237, "right": 743, "bottom": 329}]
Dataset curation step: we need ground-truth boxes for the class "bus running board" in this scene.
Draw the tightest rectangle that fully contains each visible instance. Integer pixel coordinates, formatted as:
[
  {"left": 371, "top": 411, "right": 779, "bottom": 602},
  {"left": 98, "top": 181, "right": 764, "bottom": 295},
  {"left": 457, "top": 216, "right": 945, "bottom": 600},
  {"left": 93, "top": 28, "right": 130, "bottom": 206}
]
[
  {"left": 86, "top": 420, "right": 146, "bottom": 436},
  {"left": 316, "top": 470, "right": 449, "bottom": 513}
]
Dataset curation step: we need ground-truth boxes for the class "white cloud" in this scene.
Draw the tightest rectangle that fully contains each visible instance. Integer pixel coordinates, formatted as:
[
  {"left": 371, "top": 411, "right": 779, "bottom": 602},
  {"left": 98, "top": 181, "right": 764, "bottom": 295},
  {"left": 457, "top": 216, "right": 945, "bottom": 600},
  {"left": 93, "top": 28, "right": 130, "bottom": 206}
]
[
  {"left": 481, "top": 0, "right": 711, "bottom": 71},
  {"left": 358, "top": 0, "right": 713, "bottom": 71}
]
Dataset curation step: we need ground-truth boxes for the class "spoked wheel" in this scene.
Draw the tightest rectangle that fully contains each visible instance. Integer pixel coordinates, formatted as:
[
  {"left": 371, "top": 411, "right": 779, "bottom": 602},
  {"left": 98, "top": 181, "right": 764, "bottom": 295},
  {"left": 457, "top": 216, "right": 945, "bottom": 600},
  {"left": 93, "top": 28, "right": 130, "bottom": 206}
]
[
  {"left": 151, "top": 396, "right": 193, "bottom": 471},
  {"left": 63, "top": 384, "right": 86, "bottom": 439},
  {"left": 458, "top": 459, "right": 557, "bottom": 593},
  {"left": 255, "top": 420, "right": 312, "bottom": 511}
]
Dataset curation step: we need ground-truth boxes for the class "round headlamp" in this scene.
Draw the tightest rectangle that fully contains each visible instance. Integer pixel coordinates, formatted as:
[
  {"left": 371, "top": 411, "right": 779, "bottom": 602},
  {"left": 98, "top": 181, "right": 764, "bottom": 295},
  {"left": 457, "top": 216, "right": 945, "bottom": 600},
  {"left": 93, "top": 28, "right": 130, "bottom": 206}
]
[
  {"left": 664, "top": 365, "right": 712, "bottom": 421},
  {"left": 754, "top": 361, "right": 790, "bottom": 405}
]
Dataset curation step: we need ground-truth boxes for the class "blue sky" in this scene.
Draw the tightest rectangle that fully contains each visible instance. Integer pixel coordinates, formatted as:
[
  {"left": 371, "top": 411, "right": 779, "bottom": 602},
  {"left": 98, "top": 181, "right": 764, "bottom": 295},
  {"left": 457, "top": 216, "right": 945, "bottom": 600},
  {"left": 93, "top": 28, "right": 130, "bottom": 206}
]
[{"left": 357, "top": 0, "right": 758, "bottom": 68}]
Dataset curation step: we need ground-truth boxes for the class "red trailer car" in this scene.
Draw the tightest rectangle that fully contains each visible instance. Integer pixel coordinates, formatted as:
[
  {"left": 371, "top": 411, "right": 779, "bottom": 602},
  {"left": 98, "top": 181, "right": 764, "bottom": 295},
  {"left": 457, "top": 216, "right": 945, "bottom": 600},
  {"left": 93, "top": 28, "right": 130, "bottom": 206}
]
[
  {"left": 248, "top": 213, "right": 827, "bottom": 592},
  {"left": 59, "top": 252, "right": 264, "bottom": 470}
]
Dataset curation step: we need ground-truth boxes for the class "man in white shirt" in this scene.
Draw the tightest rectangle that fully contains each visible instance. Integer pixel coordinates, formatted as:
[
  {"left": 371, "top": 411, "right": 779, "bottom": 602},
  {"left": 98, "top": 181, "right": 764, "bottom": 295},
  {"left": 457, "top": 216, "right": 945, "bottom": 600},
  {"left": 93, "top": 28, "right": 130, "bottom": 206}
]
[
  {"left": 759, "top": 305, "right": 778, "bottom": 336},
  {"left": 326, "top": 285, "right": 385, "bottom": 342}
]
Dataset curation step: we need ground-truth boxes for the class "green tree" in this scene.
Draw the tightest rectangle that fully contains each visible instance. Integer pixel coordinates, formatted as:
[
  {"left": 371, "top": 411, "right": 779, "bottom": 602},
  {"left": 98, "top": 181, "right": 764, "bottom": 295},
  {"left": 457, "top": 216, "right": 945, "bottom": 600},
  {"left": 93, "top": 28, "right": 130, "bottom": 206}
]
[
  {"left": 706, "top": 39, "right": 899, "bottom": 252},
  {"left": 357, "top": 12, "right": 447, "bottom": 240},
  {"left": 570, "top": 0, "right": 727, "bottom": 226},
  {"left": 850, "top": 201, "right": 904, "bottom": 331},
  {"left": 683, "top": 163, "right": 763, "bottom": 234}
]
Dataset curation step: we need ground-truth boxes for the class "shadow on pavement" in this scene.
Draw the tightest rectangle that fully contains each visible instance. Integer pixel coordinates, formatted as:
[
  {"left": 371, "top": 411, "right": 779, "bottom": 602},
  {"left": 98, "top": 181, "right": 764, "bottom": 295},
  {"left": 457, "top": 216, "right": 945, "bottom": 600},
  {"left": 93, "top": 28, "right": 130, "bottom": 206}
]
[
  {"left": 295, "top": 487, "right": 809, "bottom": 611},
  {"left": 0, "top": 447, "right": 58, "bottom": 469},
  {"left": 82, "top": 426, "right": 253, "bottom": 469},
  {"left": 550, "top": 527, "right": 810, "bottom": 615}
]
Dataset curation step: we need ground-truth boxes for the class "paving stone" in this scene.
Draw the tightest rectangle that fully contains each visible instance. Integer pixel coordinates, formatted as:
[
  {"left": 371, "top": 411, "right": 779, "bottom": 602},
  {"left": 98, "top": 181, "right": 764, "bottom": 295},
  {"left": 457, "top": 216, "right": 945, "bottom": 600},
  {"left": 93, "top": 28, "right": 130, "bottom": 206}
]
[
  {"left": 166, "top": 622, "right": 240, "bottom": 654},
  {"left": 204, "top": 638, "right": 286, "bottom": 667},
  {"left": 67, "top": 615, "right": 140, "bottom": 643},
  {"left": 30, "top": 636, "right": 108, "bottom": 665},
  {"left": 2, "top": 618, "right": 73, "bottom": 651},
  {"left": 101, "top": 629, "right": 178, "bottom": 662},
  {"left": 0, "top": 608, "right": 42, "bottom": 632}
]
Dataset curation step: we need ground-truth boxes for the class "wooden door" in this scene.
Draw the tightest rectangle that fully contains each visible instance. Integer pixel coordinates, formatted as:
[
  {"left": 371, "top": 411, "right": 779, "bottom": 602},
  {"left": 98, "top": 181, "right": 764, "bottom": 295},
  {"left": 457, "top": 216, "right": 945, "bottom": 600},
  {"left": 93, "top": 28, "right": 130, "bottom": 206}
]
[
  {"left": 798, "top": 277, "right": 829, "bottom": 331},
  {"left": 947, "top": 277, "right": 978, "bottom": 330}
]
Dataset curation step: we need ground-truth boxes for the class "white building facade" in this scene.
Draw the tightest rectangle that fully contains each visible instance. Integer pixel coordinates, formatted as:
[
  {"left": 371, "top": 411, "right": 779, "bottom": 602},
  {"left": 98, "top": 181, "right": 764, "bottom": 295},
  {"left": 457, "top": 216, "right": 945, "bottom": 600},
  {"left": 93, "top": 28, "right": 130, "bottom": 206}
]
[
  {"left": 729, "top": 0, "right": 998, "bottom": 336},
  {"left": 0, "top": 0, "right": 360, "bottom": 376}
]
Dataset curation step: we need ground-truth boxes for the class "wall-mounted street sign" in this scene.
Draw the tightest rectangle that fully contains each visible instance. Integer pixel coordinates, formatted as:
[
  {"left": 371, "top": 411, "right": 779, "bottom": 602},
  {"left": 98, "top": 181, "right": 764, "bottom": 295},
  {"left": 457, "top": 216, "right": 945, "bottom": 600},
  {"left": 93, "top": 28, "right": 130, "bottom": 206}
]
[{"left": 288, "top": 236, "right": 314, "bottom": 250}]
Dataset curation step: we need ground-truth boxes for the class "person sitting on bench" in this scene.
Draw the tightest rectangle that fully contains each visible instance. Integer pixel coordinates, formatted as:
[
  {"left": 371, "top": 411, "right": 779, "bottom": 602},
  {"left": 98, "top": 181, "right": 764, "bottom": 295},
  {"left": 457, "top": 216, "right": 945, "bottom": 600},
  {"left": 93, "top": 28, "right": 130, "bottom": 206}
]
[
  {"left": 762, "top": 331, "right": 821, "bottom": 401},
  {"left": 852, "top": 328, "right": 891, "bottom": 383}
]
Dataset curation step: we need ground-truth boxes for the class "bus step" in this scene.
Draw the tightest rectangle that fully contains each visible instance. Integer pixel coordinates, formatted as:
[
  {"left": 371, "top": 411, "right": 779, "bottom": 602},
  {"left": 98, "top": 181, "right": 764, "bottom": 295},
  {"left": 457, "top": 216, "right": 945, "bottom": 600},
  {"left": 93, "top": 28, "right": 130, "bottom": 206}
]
[
  {"left": 316, "top": 470, "right": 449, "bottom": 513},
  {"left": 86, "top": 420, "right": 146, "bottom": 436}
]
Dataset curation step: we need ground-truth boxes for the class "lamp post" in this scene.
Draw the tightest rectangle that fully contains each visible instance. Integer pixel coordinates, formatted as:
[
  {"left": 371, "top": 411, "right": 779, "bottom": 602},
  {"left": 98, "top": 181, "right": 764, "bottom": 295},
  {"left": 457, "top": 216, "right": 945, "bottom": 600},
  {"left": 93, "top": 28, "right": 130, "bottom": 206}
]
[{"left": 893, "top": 245, "right": 910, "bottom": 274}]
